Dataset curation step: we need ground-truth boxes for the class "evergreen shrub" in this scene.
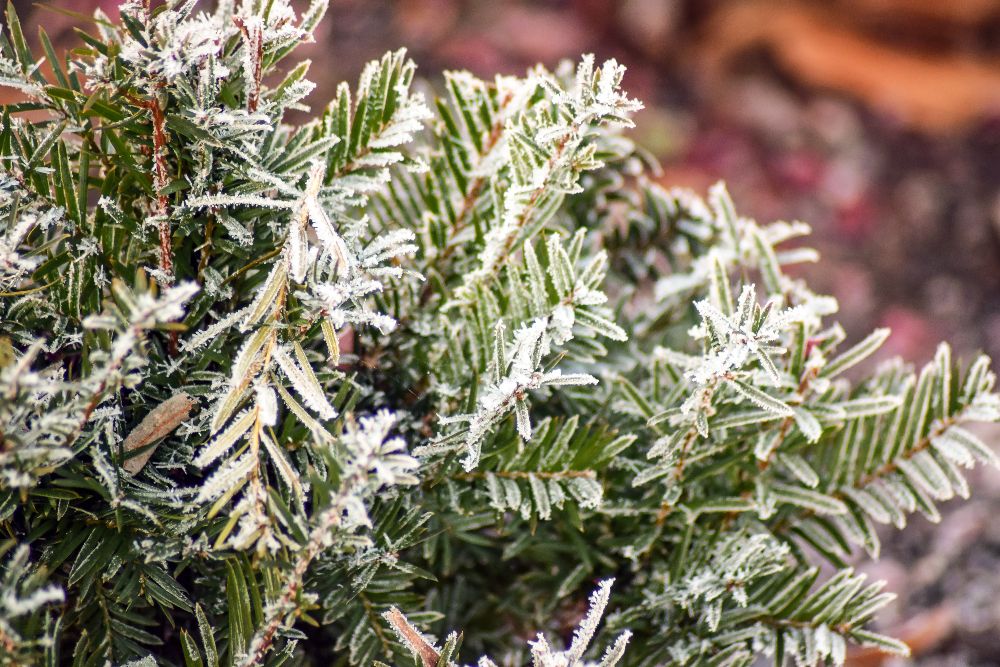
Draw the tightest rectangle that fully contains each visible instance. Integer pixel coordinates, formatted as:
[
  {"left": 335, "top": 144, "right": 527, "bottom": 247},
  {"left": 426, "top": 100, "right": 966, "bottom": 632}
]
[{"left": 1, "top": 1, "right": 997, "bottom": 665}]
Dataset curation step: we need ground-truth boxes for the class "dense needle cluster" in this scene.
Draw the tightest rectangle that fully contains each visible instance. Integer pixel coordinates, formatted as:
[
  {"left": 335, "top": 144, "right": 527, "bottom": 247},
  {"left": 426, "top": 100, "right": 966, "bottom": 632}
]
[{"left": 1, "top": 0, "right": 999, "bottom": 665}]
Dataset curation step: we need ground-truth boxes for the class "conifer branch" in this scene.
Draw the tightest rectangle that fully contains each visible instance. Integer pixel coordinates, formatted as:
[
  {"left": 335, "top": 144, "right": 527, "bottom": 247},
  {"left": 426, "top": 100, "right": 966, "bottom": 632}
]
[{"left": 1, "top": 3, "right": 996, "bottom": 665}]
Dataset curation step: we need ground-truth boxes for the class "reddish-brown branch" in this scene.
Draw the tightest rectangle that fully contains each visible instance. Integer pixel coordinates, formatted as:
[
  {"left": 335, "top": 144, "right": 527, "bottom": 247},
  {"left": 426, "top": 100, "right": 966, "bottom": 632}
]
[
  {"left": 148, "top": 96, "right": 179, "bottom": 355},
  {"left": 417, "top": 90, "right": 514, "bottom": 307},
  {"left": 758, "top": 357, "right": 821, "bottom": 471},
  {"left": 438, "top": 90, "right": 513, "bottom": 256},
  {"left": 0, "top": 626, "right": 24, "bottom": 666},
  {"left": 233, "top": 17, "right": 263, "bottom": 113},
  {"left": 385, "top": 608, "right": 440, "bottom": 667},
  {"left": 148, "top": 98, "right": 173, "bottom": 279},
  {"left": 771, "top": 410, "right": 965, "bottom": 537},
  {"left": 126, "top": 88, "right": 178, "bottom": 353},
  {"left": 239, "top": 456, "right": 369, "bottom": 666},
  {"left": 483, "top": 128, "right": 575, "bottom": 280},
  {"left": 853, "top": 414, "right": 957, "bottom": 490}
]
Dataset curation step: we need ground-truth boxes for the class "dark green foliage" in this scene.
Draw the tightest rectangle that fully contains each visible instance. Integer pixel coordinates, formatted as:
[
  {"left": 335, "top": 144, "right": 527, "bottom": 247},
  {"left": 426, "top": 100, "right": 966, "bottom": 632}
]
[{"left": 1, "top": 1, "right": 998, "bottom": 666}]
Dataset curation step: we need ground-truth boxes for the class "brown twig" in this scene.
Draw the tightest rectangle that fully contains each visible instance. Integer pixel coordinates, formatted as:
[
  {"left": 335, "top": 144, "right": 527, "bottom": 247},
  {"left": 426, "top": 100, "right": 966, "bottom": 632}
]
[
  {"left": 238, "top": 441, "right": 381, "bottom": 666},
  {"left": 196, "top": 218, "right": 214, "bottom": 283},
  {"left": 418, "top": 90, "right": 514, "bottom": 307},
  {"left": 125, "top": 87, "right": 178, "bottom": 353},
  {"left": 384, "top": 607, "right": 440, "bottom": 667},
  {"left": 758, "top": 362, "right": 821, "bottom": 471},
  {"left": 771, "top": 410, "right": 964, "bottom": 535},
  {"left": 233, "top": 16, "right": 263, "bottom": 113},
  {"left": 148, "top": 95, "right": 173, "bottom": 281},
  {"left": 477, "top": 129, "right": 575, "bottom": 282},
  {"left": 0, "top": 625, "right": 25, "bottom": 666}
]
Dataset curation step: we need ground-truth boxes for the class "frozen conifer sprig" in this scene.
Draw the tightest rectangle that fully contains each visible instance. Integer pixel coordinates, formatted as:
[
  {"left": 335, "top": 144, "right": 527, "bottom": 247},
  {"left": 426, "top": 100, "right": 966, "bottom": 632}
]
[
  {"left": 384, "top": 579, "right": 630, "bottom": 667},
  {"left": 1, "top": 0, "right": 999, "bottom": 665}
]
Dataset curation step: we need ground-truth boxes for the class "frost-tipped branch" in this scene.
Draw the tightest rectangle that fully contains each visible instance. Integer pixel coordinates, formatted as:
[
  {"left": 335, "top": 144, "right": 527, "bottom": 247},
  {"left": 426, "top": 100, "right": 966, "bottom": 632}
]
[
  {"left": 240, "top": 412, "right": 417, "bottom": 666},
  {"left": 386, "top": 580, "right": 629, "bottom": 667}
]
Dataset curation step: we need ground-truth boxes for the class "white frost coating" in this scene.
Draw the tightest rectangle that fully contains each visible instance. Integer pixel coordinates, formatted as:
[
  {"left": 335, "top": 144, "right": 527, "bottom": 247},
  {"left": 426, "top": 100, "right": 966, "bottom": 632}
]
[
  {"left": 460, "top": 56, "right": 642, "bottom": 295},
  {"left": 194, "top": 409, "right": 255, "bottom": 468},
  {"left": 196, "top": 451, "right": 255, "bottom": 503},
  {"left": 255, "top": 384, "right": 278, "bottom": 426},
  {"left": 182, "top": 307, "right": 249, "bottom": 352},
  {"left": 434, "top": 316, "right": 598, "bottom": 471},
  {"left": 174, "top": 42, "right": 428, "bottom": 560},
  {"left": 387, "top": 579, "right": 629, "bottom": 667},
  {"left": 566, "top": 578, "right": 614, "bottom": 662},
  {"left": 342, "top": 410, "right": 419, "bottom": 489},
  {"left": 272, "top": 344, "right": 337, "bottom": 419}
]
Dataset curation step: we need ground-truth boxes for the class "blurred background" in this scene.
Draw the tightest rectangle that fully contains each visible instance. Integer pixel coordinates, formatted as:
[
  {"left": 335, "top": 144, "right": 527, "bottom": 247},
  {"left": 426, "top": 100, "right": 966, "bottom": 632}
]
[{"left": 12, "top": 0, "right": 1000, "bottom": 663}]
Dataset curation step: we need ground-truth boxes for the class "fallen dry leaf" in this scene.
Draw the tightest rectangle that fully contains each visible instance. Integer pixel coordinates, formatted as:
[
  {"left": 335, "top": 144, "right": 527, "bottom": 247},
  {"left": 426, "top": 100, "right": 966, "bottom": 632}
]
[{"left": 698, "top": 1, "right": 1000, "bottom": 133}]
